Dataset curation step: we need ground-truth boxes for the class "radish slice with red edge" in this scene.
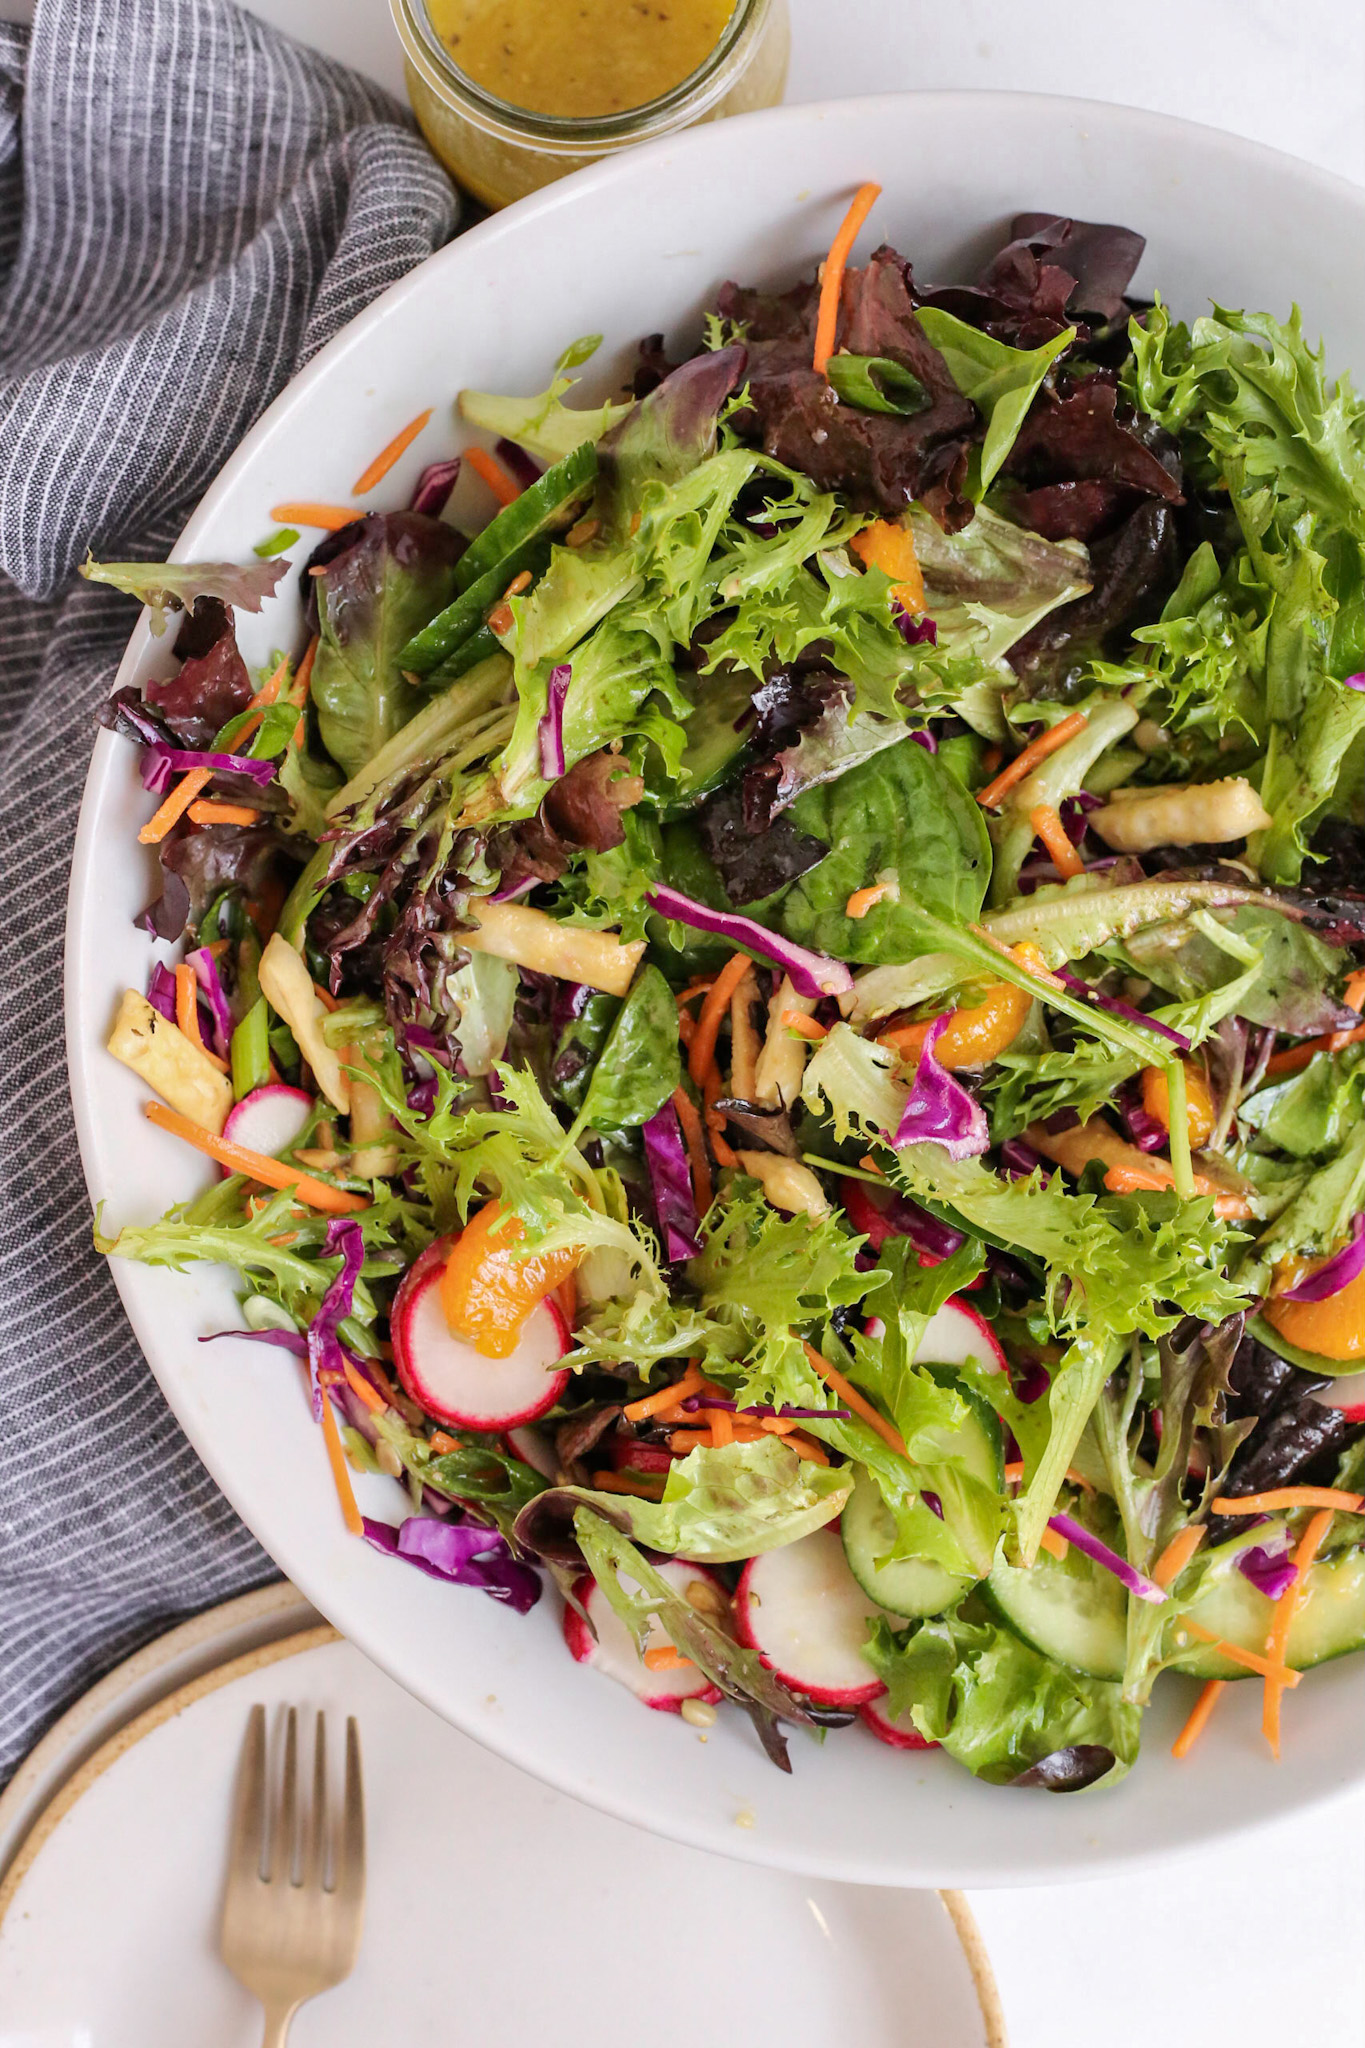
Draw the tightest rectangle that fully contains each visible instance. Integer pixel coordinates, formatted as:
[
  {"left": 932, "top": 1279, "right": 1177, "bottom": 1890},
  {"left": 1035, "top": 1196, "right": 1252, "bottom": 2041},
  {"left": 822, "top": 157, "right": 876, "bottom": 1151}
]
[
  {"left": 861, "top": 1696, "right": 940, "bottom": 1750},
  {"left": 734, "top": 1529, "right": 887, "bottom": 1706},
  {"left": 864, "top": 1295, "right": 1006, "bottom": 1374},
  {"left": 222, "top": 1085, "right": 313, "bottom": 1159},
  {"left": 393, "top": 1237, "right": 570, "bottom": 1431},
  {"left": 608, "top": 1438, "right": 677, "bottom": 1474},
  {"left": 505, "top": 1424, "right": 559, "bottom": 1479},
  {"left": 564, "top": 1564, "right": 724, "bottom": 1712}
]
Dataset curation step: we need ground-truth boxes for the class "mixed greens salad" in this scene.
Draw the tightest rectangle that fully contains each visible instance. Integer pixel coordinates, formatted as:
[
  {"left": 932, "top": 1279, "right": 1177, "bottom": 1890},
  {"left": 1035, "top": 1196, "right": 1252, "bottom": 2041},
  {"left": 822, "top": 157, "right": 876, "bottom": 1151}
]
[{"left": 94, "top": 191, "right": 1365, "bottom": 1789}]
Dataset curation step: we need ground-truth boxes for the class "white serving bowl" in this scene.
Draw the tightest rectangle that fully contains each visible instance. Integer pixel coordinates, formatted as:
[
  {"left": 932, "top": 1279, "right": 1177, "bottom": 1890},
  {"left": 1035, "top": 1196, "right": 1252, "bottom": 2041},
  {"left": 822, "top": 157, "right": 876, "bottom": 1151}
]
[{"left": 68, "top": 92, "right": 1365, "bottom": 1887}]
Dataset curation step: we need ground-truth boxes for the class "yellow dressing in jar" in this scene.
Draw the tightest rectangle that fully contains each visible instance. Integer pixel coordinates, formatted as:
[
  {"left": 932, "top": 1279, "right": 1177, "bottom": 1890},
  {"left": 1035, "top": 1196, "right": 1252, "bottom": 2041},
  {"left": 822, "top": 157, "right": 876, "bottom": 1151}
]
[
  {"left": 426, "top": 0, "right": 738, "bottom": 119},
  {"left": 391, "top": 0, "right": 789, "bottom": 208}
]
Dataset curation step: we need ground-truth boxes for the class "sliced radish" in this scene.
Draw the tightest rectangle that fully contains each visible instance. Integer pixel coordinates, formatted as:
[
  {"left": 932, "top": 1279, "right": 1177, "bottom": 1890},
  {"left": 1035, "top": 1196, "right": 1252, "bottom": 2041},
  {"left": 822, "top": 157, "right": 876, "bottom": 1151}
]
[
  {"left": 393, "top": 1238, "right": 570, "bottom": 1430},
  {"left": 866, "top": 1296, "right": 1006, "bottom": 1374},
  {"left": 563, "top": 1565, "right": 724, "bottom": 1712},
  {"left": 1312, "top": 1371, "right": 1365, "bottom": 1421},
  {"left": 860, "top": 1696, "right": 940, "bottom": 1751},
  {"left": 734, "top": 1529, "right": 886, "bottom": 1706},
  {"left": 222, "top": 1085, "right": 313, "bottom": 1158},
  {"left": 505, "top": 1424, "right": 559, "bottom": 1479}
]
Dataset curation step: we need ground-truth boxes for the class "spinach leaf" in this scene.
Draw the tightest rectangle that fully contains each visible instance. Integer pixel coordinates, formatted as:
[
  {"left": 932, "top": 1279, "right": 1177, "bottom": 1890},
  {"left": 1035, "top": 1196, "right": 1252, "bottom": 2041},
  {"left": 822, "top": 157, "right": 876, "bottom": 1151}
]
[
  {"left": 914, "top": 309, "right": 1075, "bottom": 491},
  {"left": 310, "top": 514, "right": 465, "bottom": 779},
  {"left": 573, "top": 964, "right": 680, "bottom": 1134},
  {"left": 550, "top": 989, "right": 620, "bottom": 1115},
  {"left": 778, "top": 735, "right": 991, "bottom": 962}
]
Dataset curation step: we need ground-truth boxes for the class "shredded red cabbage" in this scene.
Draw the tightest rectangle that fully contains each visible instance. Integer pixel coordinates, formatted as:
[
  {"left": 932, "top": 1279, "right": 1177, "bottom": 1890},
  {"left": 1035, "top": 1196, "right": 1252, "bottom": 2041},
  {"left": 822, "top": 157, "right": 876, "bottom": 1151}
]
[
  {"left": 1117, "top": 1080, "right": 1168, "bottom": 1153},
  {"left": 490, "top": 872, "right": 536, "bottom": 902},
  {"left": 1279, "top": 1213, "right": 1365, "bottom": 1301},
  {"left": 1048, "top": 1513, "right": 1167, "bottom": 1603},
  {"left": 147, "top": 962, "right": 178, "bottom": 1024},
  {"left": 1344, "top": 672, "right": 1365, "bottom": 692},
  {"left": 998, "top": 1135, "right": 1045, "bottom": 1179},
  {"left": 678, "top": 1396, "right": 852, "bottom": 1420},
  {"left": 538, "top": 662, "right": 571, "bottom": 779},
  {"left": 892, "top": 1016, "right": 989, "bottom": 1158},
  {"left": 186, "top": 946, "right": 234, "bottom": 1058},
  {"left": 305, "top": 1219, "right": 366, "bottom": 1419},
  {"left": 361, "top": 1515, "right": 542, "bottom": 1612},
  {"left": 1237, "top": 1540, "right": 1299, "bottom": 1600},
  {"left": 200, "top": 1326, "right": 306, "bottom": 1355},
  {"left": 1054, "top": 967, "right": 1191, "bottom": 1050},
  {"left": 642, "top": 1099, "right": 702, "bottom": 1260},
  {"left": 910, "top": 728, "right": 938, "bottom": 753},
  {"left": 140, "top": 744, "right": 276, "bottom": 792},
  {"left": 409, "top": 457, "right": 461, "bottom": 516},
  {"left": 645, "top": 884, "right": 852, "bottom": 999}
]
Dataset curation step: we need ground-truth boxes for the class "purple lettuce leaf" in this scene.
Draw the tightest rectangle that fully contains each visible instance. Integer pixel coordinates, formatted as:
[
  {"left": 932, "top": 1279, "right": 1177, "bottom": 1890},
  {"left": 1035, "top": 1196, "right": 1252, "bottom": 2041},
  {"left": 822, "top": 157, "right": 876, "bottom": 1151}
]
[{"left": 145, "top": 599, "right": 256, "bottom": 749}]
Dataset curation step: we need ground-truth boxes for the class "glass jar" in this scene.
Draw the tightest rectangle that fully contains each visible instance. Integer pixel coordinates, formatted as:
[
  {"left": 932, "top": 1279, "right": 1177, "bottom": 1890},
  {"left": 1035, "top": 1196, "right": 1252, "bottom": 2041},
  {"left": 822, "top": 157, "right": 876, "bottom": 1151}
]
[{"left": 391, "top": 0, "right": 790, "bottom": 211}]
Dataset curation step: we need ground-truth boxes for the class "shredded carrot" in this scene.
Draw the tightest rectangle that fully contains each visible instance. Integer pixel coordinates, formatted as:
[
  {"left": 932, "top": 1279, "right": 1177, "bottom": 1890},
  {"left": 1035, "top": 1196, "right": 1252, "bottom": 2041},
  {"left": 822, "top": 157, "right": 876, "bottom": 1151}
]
[
  {"left": 1209, "top": 1487, "right": 1363, "bottom": 1516},
  {"left": 1172, "top": 1679, "right": 1226, "bottom": 1759},
  {"left": 429, "top": 1430, "right": 461, "bottom": 1455},
  {"left": 781, "top": 1009, "right": 828, "bottom": 1042},
  {"left": 688, "top": 952, "right": 751, "bottom": 1087},
  {"left": 591, "top": 1470, "right": 668, "bottom": 1500},
  {"left": 676, "top": 978, "right": 715, "bottom": 1008},
  {"left": 1345, "top": 969, "right": 1365, "bottom": 1016},
  {"left": 187, "top": 799, "right": 262, "bottom": 826},
  {"left": 812, "top": 181, "right": 882, "bottom": 376},
  {"left": 1263, "top": 1507, "right": 1336, "bottom": 1756},
  {"left": 1264, "top": 1022, "right": 1365, "bottom": 1077},
  {"left": 980, "top": 744, "right": 1003, "bottom": 777},
  {"left": 845, "top": 882, "right": 891, "bottom": 919},
  {"left": 802, "top": 1342, "right": 908, "bottom": 1458},
  {"left": 1154, "top": 1525, "right": 1206, "bottom": 1589},
  {"left": 624, "top": 1364, "right": 703, "bottom": 1424},
  {"left": 232, "top": 652, "right": 292, "bottom": 751},
  {"left": 144, "top": 1101, "right": 368, "bottom": 1212},
  {"left": 702, "top": 1059, "right": 739, "bottom": 1169},
  {"left": 758, "top": 1414, "right": 799, "bottom": 1435},
  {"left": 785, "top": 1432, "right": 831, "bottom": 1465},
  {"left": 269, "top": 501, "right": 360, "bottom": 531},
  {"left": 340, "top": 1356, "right": 386, "bottom": 1415},
  {"left": 138, "top": 765, "right": 212, "bottom": 845},
  {"left": 1003, "top": 1461, "right": 1025, "bottom": 1483},
  {"left": 288, "top": 632, "right": 319, "bottom": 747},
  {"left": 464, "top": 445, "right": 521, "bottom": 506},
  {"left": 361, "top": 1354, "right": 401, "bottom": 1407},
  {"left": 318, "top": 1393, "right": 363, "bottom": 1535},
  {"left": 1039, "top": 1526, "right": 1070, "bottom": 1561},
  {"left": 643, "top": 1645, "right": 693, "bottom": 1671},
  {"left": 174, "top": 962, "right": 205, "bottom": 1048},
  {"left": 976, "top": 712, "right": 1089, "bottom": 811},
  {"left": 1028, "top": 803, "right": 1084, "bottom": 879},
  {"left": 672, "top": 1086, "right": 714, "bottom": 1217},
  {"left": 706, "top": 1404, "right": 734, "bottom": 1447},
  {"left": 668, "top": 1429, "right": 712, "bottom": 1453},
  {"left": 351, "top": 408, "right": 433, "bottom": 495},
  {"left": 1177, "top": 1619, "right": 1302, "bottom": 1684}
]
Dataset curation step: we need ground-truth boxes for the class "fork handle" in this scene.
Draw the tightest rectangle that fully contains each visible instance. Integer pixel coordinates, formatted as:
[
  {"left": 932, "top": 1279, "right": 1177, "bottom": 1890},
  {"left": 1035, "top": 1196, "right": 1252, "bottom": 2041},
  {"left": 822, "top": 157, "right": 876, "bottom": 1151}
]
[{"left": 260, "top": 2002, "right": 299, "bottom": 2047}]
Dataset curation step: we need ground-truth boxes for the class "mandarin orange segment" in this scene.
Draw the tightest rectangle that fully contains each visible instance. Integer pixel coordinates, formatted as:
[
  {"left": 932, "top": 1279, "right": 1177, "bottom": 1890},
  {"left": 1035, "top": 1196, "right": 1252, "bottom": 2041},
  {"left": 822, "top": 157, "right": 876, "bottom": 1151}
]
[
  {"left": 1264, "top": 1260, "right": 1365, "bottom": 1360},
  {"left": 440, "top": 1199, "right": 579, "bottom": 1359},
  {"left": 879, "top": 980, "right": 1031, "bottom": 1070},
  {"left": 1140, "top": 1061, "right": 1215, "bottom": 1149},
  {"left": 850, "top": 519, "right": 926, "bottom": 615}
]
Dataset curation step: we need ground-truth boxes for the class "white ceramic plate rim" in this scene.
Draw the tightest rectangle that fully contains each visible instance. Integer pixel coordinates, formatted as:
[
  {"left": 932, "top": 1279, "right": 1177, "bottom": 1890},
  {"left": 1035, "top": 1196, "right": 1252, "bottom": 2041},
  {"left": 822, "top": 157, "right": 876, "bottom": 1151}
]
[{"left": 66, "top": 89, "right": 1365, "bottom": 1887}]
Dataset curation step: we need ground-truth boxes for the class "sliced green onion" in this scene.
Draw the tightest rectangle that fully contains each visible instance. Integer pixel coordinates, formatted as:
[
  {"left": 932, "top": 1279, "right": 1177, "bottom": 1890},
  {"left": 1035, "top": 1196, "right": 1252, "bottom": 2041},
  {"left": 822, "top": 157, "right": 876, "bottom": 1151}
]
[
  {"left": 254, "top": 527, "right": 300, "bottom": 558},
  {"left": 230, "top": 996, "right": 271, "bottom": 1100}
]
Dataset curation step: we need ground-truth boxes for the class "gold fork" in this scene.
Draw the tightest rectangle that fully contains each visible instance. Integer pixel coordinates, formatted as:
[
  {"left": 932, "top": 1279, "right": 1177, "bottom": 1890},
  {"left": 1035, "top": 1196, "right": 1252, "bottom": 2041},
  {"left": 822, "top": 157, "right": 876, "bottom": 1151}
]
[{"left": 221, "top": 1704, "right": 366, "bottom": 2044}]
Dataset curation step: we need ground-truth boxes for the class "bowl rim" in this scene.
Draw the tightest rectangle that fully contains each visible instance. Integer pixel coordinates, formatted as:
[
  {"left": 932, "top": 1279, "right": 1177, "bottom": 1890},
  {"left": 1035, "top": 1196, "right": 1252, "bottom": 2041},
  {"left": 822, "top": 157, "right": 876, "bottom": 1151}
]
[{"left": 66, "top": 88, "right": 1365, "bottom": 1887}]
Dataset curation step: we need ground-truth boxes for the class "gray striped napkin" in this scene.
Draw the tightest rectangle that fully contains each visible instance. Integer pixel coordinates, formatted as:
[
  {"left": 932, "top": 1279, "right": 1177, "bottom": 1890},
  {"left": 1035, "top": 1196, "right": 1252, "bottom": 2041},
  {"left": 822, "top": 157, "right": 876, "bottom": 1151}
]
[{"left": 0, "top": 0, "right": 458, "bottom": 1783}]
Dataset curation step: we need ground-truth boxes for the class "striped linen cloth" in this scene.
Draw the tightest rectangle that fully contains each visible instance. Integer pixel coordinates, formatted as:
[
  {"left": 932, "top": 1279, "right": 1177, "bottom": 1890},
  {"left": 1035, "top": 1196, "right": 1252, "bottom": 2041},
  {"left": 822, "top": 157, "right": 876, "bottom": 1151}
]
[{"left": 0, "top": 0, "right": 458, "bottom": 1783}]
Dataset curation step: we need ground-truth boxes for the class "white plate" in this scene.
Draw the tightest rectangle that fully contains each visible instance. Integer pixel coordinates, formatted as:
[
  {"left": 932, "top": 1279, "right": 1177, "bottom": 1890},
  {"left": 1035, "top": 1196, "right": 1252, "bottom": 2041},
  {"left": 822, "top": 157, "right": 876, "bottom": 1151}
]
[
  {"left": 0, "top": 1614, "right": 999, "bottom": 2046},
  {"left": 67, "top": 92, "right": 1365, "bottom": 1886}
]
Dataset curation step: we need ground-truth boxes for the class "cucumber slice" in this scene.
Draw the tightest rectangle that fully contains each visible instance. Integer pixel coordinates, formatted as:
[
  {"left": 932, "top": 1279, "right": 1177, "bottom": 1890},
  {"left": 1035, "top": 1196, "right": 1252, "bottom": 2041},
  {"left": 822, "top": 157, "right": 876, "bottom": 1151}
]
[
  {"left": 400, "top": 538, "right": 552, "bottom": 678},
  {"left": 1166, "top": 1545, "right": 1365, "bottom": 1678},
  {"left": 425, "top": 623, "right": 501, "bottom": 687},
  {"left": 842, "top": 1470, "right": 975, "bottom": 1620},
  {"left": 454, "top": 441, "right": 597, "bottom": 594},
  {"left": 984, "top": 1539, "right": 1128, "bottom": 1681},
  {"left": 655, "top": 667, "right": 755, "bottom": 818},
  {"left": 1247, "top": 1311, "right": 1361, "bottom": 1379},
  {"left": 841, "top": 1377, "right": 1002, "bottom": 1620}
]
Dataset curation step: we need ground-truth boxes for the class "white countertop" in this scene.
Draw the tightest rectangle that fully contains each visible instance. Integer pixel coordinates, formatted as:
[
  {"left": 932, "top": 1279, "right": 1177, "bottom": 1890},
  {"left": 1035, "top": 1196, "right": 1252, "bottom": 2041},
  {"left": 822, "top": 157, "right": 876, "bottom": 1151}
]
[{"left": 11, "top": 1, "right": 1364, "bottom": 2037}]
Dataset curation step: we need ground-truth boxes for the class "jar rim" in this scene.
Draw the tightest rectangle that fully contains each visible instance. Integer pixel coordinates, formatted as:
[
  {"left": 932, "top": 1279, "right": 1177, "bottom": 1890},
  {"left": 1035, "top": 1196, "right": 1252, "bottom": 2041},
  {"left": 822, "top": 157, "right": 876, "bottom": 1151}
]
[{"left": 396, "top": 0, "right": 767, "bottom": 143}]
